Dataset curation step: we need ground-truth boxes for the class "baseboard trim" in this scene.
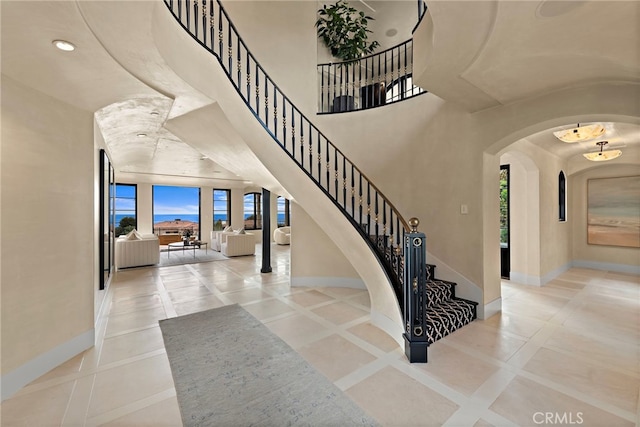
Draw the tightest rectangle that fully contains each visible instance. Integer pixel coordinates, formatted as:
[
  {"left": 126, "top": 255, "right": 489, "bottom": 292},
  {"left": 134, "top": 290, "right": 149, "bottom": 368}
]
[
  {"left": 290, "top": 277, "right": 366, "bottom": 289},
  {"left": 1, "top": 329, "right": 94, "bottom": 401},
  {"left": 481, "top": 297, "right": 502, "bottom": 320},
  {"left": 572, "top": 260, "right": 640, "bottom": 275},
  {"left": 510, "top": 262, "right": 572, "bottom": 286}
]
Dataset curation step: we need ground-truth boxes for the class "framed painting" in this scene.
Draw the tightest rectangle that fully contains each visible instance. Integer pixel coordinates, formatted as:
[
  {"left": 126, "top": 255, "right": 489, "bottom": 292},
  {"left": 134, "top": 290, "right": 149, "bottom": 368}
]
[{"left": 587, "top": 175, "right": 640, "bottom": 248}]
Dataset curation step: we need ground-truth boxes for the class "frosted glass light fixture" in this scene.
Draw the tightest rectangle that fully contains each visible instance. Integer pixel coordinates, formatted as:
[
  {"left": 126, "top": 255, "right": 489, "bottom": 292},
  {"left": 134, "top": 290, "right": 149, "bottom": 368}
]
[
  {"left": 583, "top": 141, "right": 622, "bottom": 162},
  {"left": 52, "top": 40, "right": 75, "bottom": 51},
  {"left": 554, "top": 123, "right": 605, "bottom": 143}
]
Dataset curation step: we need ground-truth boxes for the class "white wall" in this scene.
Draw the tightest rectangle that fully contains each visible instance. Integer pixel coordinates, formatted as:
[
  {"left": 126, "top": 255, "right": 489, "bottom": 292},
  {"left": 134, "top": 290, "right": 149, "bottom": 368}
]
[
  {"left": 1, "top": 76, "right": 95, "bottom": 399},
  {"left": 290, "top": 203, "right": 364, "bottom": 288}
]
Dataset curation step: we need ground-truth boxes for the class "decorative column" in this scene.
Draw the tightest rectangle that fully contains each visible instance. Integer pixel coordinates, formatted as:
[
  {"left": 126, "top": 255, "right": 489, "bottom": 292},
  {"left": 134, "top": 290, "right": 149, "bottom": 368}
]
[
  {"left": 261, "top": 188, "right": 272, "bottom": 273},
  {"left": 403, "top": 217, "right": 428, "bottom": 363}
]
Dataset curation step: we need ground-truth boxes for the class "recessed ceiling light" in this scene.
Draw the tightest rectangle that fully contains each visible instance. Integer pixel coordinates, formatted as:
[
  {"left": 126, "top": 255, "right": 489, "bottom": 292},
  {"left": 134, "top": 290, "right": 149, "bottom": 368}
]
[
  {"left": 136, "top": 133, "right": 147, "bottom": 138},
  {"left": 52, "top": 40, "right": 75, "bottom": 52},
  {"left": 150, "top": 111, "right": 160, "bottom": 116}
]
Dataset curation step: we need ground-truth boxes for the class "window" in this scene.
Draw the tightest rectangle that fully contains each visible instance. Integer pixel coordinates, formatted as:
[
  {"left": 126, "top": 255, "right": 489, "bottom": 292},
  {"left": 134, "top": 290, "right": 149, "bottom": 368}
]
[
  {"left": 386, "top": 75, "right": 417, "bottom": 103},
  {"left": 277, "top": 196, "right": 290, "bottom": 227},
  {"left": 213, "top": 189, "right": 231, "bottom": 230},
  {"left": 559, "top": 171, "right": 567, "bottom": 222},
  {"left": 153, "top": 185, "right": 201, "bottom": 243},
  {"left": 115, "top": 184, "right": 137, "bottom": 237},
  {"left": 244, "top": 192, "right": 262, "bottom": 230}
]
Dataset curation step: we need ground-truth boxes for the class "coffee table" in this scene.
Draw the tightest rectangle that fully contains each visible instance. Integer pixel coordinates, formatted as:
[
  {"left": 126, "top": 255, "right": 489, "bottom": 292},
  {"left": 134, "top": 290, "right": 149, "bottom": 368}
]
[{"left": 167, "top": 241, "right": 208, "bottom": 258}]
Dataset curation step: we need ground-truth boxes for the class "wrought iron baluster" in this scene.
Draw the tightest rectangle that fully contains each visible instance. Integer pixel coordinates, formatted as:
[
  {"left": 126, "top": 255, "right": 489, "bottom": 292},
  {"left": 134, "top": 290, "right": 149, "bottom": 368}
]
[
  {"left": 282, "top": 98, "right": 287, "bottom": 150},
  {"left": 255, "top": 62, "right": 260, "bottom": 120},
  {"left": 264, "top": 74, "right": 269, "bottom": 130},
  {"left": 308, "top": 122, "right": 313, "bottom": 176}
]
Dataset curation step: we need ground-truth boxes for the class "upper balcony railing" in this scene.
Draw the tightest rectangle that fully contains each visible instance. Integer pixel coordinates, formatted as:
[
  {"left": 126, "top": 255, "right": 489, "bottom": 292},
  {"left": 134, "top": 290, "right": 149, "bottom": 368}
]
[
  {"left": 317, "top": 39, "right": 426, "bottom": 114},
  {"left": 163, "top": 0, "right": 410, "bottom": 306}
]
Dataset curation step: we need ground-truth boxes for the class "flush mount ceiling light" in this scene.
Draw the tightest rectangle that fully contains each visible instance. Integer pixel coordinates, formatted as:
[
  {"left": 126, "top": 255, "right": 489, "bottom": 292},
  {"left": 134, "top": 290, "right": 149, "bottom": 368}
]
[
  {"left": 553, "top": 123, "right": 605, "bottom": 143},
  {"left": 52, "top": 40, "right": 75, "bottom": 52},
  {"left": 583, "top": 141, "right": 622, "bottom": 162},
  {"left": 136, "top": 133, "right": 147, "bottom": 138}
]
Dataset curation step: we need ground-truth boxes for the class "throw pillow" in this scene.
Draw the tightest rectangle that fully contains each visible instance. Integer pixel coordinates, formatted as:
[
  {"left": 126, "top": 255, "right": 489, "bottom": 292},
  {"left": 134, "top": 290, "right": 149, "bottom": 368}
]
[{"left": 126, "top": 229, "right": 141, "bottom": 240}]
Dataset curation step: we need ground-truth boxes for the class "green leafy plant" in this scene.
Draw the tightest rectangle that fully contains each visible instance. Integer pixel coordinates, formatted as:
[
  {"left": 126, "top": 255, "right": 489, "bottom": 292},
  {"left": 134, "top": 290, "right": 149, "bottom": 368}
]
[{"left": 316, "top": 0, "right": 380, "bottom": 63}]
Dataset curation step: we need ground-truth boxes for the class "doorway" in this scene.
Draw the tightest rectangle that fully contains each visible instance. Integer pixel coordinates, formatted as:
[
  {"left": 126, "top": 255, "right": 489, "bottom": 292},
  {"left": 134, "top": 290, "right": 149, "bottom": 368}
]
[{"left": 500, "top": 165, "right": 510, "bottom": 279}]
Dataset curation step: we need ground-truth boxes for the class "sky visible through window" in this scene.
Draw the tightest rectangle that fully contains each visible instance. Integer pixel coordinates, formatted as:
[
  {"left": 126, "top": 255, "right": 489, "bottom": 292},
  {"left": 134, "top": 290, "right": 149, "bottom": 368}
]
[{"left": 153, "top": 185, "right": 200, "bottom": 223}]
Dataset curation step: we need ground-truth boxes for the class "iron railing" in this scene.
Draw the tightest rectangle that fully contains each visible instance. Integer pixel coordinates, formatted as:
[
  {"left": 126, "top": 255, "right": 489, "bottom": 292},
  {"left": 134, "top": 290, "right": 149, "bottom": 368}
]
[
  {"left": 163, "top": 0, "right": 409, "bottom": 305},
  {"left": 317, "top": 39, "right": 425, "bottom": 113}
]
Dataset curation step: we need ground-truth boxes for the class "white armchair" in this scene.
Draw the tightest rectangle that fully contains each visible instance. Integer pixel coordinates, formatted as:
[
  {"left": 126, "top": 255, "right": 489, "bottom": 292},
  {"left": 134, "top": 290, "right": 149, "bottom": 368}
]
[
  {"left": 274, "top": 226, "right": 291, "bottom": 245},
  {"left": 221, "top": 233, "right": 255, "bottom": 257},
  {"left": 211, "top": 229, "right": 235, "bottom": 252}
]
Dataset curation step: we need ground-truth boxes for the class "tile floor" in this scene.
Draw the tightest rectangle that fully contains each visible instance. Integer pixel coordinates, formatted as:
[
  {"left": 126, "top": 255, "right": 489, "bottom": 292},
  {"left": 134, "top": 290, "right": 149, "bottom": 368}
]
[{"left": 2, "top": 245, "right": 639, "bottom": 426}]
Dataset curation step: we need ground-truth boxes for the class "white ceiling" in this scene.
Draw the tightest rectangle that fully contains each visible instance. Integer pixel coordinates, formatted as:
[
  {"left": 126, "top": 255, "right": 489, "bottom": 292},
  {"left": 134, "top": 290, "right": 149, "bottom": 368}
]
[{"left": 1, "top": 0, "right": 638, "bottom": 183}]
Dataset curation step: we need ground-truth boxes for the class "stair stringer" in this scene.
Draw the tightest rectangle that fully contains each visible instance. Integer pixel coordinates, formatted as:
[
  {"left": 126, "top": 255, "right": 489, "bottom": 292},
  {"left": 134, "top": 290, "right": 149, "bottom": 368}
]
[{"left": 152, "top": 3, "right": 405, "bottom": 344}]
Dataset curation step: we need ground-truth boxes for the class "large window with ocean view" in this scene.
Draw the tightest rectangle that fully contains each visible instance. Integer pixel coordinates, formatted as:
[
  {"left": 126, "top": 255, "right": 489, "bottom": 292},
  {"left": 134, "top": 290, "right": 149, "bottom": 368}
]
[
  {"left": 277, "top": 196, "right": 290, "bottom": 227},
  {"left": 213, "top": 189, "right": 231, "bottom": 230},
  {"left": 244, "top": 192, "right": 262, "bottom": 230},
  {"left": 153, "top": 185, "right": 201, "bottom": 245},
  {"left": 115, "top": 184, "right": 137, "bottom": 237}
]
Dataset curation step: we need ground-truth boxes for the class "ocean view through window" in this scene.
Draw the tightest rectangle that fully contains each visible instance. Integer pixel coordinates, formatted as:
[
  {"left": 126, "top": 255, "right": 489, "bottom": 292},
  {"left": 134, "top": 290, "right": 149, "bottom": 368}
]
[{"left": 153, "top": 185, "right": 201, "bottom": 245}]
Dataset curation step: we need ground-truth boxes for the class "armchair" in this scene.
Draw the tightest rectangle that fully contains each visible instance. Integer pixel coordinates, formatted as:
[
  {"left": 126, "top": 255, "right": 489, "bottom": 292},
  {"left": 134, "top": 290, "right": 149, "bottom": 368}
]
[{"left": 274, "top": 226, "right": 291, "bottom": 245}]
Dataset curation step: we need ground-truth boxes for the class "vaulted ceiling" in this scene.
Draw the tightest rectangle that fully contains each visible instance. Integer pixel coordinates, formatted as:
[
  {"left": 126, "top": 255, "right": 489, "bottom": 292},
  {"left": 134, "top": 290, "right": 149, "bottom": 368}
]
[{"left": 2, "top": 0, "right": 638, "bottom": 183}]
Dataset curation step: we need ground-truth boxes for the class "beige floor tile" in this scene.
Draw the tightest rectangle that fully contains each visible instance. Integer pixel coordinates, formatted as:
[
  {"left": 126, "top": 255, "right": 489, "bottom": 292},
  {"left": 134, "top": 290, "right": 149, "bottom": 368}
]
[
  {"left": 443, "top": 322, "right": 527, "bottom": 362},
  {"left": 29, "top": 353, "right": 85, "bottom": 385},
  {"left": 474, "top": 418, "right": 494, "bottom": 427},
  {"left": 111, "top": 282, "right": 158, "bottom": 300},
  {"left": 311, "top": 301, "right": 368, "bottom": 325},
  {"left": 1, "top": 381, "right": 75, "bottom": 426},
  {"left": 87, "top": 354, "right": 175, "bottom": 418},
  {"left": 283, "top": 289, "right": 335, "bottom": 307},
  {"left": 105, "top": 306, "right": 168, "bottom": 337},
  {"left": 211, "top": 277, "right": 254, "bottom": 293},
  {"left": 414, "top": 343, "right": 500, "bottom": 396},
  {"left": 265, "top": 313, "right": 328, "bottom": 348},
  {"left": 319, "top": 287, "right": 368, "bottom": 298},
  {"left": 348, "top": 292, "right": 372, "bottom": 308},
  {"left": 297, "top": 334, "right": 377, "bottom": 381},
  {"left": 523, "top": 347, "right": 640, "bottom": 412},
  {"left": 173, "top": 295, "right": 226, "bottom": 316},
  {"left": 347, "top": 322, "right": 400, "bottom": 353},
  {"left": 161, "top": 276, "right": 203, "bottom": 291},
  {"left": 167, "top": 285, "right": 213, "bottom": 304},
  {"left": 100, "top": 396, "right": 182, "bottom": 426},
  {"left": 480, "top": 311, "right": 546, "bottom": 339},
  {"left": 346, "top": 366, "right": 459, "bottom": 426},
  {"left": 490, "top": 376, "right": 634, "bottom": 426},
  {"left": 242, "top": 298, "right": 295, "bottom": 320},
  {"left": 544, "top": 327, "right": 640, "bottom": 375},
  {"left": 223, "top": 287, "right": 269, "bottom": 304},
  {"left": 562, "top": 301, "right": 639, "bottom": 344},
  {"left": 99, "top": 326, "right": 166, "bottom": 366},
  {"left": 109, "top": 293, "right": 164, "bottom": 315}
]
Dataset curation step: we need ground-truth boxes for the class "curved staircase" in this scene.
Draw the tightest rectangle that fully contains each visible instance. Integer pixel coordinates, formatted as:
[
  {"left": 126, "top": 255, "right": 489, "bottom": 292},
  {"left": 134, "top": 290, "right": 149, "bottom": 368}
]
[{"left": 160, "top": 0, "right": 476, "bottom": 359}]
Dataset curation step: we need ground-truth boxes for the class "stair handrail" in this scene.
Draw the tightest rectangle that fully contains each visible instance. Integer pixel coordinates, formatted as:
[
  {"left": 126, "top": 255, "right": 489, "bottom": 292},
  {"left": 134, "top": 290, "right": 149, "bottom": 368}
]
[
  {"left": 317, "top": 39, "right": 426, "bottom": 113},
  {"left": 163, "top": 0, "right": 410, "bottom": 306}
]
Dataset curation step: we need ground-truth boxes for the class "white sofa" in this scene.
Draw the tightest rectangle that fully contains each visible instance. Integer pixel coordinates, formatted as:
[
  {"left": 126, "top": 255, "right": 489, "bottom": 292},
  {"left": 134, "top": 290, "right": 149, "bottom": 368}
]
[
  {"left": 221, "top": 233, "right": 255, "bottom": 257},
  {"left": 274, "top": 226, "right": 291, "bottom": 245},
  {"left": 116, "top": 233, "right": 160, "bottom": 269}
]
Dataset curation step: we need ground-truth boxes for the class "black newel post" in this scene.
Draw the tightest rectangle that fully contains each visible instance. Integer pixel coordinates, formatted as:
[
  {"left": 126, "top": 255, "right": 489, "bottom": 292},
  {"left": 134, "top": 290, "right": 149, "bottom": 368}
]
[
  {"left": 403, "top": 217, "right": 429, "bottom": 363},
  {"left": 261, "top": 188, "right": 272, "bottom": 273}
]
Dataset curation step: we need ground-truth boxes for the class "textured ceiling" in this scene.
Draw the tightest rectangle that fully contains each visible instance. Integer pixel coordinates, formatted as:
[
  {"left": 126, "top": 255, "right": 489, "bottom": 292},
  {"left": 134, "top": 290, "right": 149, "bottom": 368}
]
[{"left": 1, "top": 0, "right": 638, "bottom": 183}]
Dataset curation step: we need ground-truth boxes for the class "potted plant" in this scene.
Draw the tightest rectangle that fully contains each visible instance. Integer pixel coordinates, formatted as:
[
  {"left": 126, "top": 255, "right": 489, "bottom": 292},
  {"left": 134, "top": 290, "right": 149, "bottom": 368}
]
[
  {"left": 315, "top": 0, "right": 380, "bottom": 63},
  {"left": 182, "top": 228, "right": 193, "bottom": 245}
]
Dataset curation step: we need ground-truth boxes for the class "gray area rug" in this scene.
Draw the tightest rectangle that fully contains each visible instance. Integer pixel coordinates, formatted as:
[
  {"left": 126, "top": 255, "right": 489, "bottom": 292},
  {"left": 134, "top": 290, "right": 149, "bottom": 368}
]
[{"left": 159, "top": 304, "right": 378, "bottom": 427}]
